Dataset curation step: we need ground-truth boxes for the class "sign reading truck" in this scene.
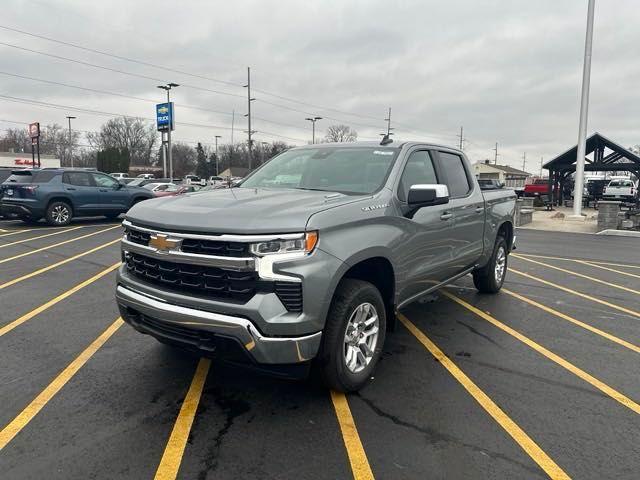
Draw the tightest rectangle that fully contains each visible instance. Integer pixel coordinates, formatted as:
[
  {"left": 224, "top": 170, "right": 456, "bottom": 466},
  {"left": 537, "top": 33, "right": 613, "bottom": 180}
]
[{"left": 156, "top": 102, "right": 174, "bottom": 132}]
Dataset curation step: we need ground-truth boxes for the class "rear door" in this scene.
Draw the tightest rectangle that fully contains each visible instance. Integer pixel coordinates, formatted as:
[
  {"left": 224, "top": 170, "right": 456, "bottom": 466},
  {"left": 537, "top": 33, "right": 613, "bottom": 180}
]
[
  {"left": 394, "top": 149, "right": 454, "bottom": 304},
  {"left": 434, "top": 150, "right": 485, "bottom": 273},
  {"left": 62, "top": 172, "right": 100, "bottom": 213},
  {"left": 91, "top": 172, "right": 129, "bottom": 211}
]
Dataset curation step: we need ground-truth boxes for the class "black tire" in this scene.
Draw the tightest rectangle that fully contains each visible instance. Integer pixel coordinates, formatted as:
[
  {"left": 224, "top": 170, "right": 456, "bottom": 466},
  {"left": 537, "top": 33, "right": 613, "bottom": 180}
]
[
  {"left": 45, "top": 201, "right": 73, "bottom": 226},
  {"left": 318, "top": 278, "right": 386, "bottom": 392},
  {"left": 473, "top": 235, "right": 508, "bottom": 293}
]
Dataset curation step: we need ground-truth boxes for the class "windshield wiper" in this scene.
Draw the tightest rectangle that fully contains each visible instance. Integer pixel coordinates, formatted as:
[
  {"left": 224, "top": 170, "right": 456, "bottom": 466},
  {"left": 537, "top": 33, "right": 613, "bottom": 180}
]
[{"left": 294, "top": 187, "right": 331, "bottom": 192}]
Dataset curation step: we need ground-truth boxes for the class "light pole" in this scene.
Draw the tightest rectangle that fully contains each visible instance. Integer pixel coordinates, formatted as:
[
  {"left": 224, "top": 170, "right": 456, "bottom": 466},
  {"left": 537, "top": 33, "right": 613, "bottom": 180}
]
[
  {"left": 66, "top": 116, "right": 76, "bottom": 167},
  {"left": 305, "top": 116, "right": 322, "bottom": 144},
  {"left": 214, "top": 135, "right": 222, "bottom": 176},
  {"left": 157, "top": 83, "right": 179, "bottom": 180},
  {"left": 570, "top": 0, "right": 596, "bottom": 219}
]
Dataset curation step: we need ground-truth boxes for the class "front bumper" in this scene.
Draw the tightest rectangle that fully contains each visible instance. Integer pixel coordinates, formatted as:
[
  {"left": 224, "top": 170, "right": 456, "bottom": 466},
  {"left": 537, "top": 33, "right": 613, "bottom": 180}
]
[{"left": 116, "top": 284, "right": 322, "bottom": 364}]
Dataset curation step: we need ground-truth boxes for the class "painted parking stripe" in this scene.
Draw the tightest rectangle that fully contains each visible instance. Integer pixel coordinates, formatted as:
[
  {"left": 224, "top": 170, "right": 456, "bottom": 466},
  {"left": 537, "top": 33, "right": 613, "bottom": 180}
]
[
  {"left": 154, "top": 358, "right": 211, "bottom": 480},
  {"left": 509, "top": 268, "right": 640, "bottom": 320},
  {"left": 0, "top": 225, "right": 84, "bottom": 249},
  {"left": 0, "top": 238, "right": 120, "bottom": 290},
  {"left": 501, "top": 288, "right": 640, "bottom": 353},
  {"left": 0, "top": 225, "right": 120, "bottom": 265},
  {"left": 0, "top": 317, "right": 124, "bottom": 451},
  {"left": 330, "top": 391, "right": 375, "bottom": 480},
  {"left": 398, "top": 313, "right": 570, "bottom": 480},
  {"left": 512, "top": 254, "right": 640, "bottom": 296},
  {"left": 0, "top": 262, "right": 121, "bottom": 337},
  {"left": 441, "top": 291, "right": 640, "bottom": 415},
  {"left": 0, "top": 222, "right": 119, "bottom": 239},
  {"left": 514, "top": 253, "right": 640, "bottom": 271},
  {"left": 577, "top": 260, "right": 640, "bottom": 280}
]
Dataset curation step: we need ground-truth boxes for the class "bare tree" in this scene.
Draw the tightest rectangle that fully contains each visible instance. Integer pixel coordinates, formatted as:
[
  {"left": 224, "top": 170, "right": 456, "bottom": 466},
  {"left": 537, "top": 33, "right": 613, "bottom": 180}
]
[
  {"left": 0, "top": 128, "right": 30, "bottom": 153},
  {"left": 324, "top": 124, "right": 358, "bottom": 143},
  {"left": 87, "top": 117, "right": 158, "bottom": 166},
  {"left": 171, "top": 143, "right": 197, "bottom": 178}
]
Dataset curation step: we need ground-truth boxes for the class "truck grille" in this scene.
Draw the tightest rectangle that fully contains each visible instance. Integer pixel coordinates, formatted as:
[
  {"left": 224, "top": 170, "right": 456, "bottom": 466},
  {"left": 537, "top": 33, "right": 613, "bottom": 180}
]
[
  {"left": 124, "top": 252, "right": 303, "bottom": 311},
  {"left": 125, "top": 252, "right": 256, "bottom": 302},
  {"left": 125, "top": 227, "right": 249, "bottom": 257}
]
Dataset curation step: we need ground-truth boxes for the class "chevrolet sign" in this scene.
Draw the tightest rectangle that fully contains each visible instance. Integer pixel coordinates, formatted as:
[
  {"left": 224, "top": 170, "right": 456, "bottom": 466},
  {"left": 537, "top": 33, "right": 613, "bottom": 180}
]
[
  {"left": 148, "top": 234, "right": 180, "bottom": 253},
  {"left": 156, "top": 102, "right": 174, "bottom": 131}
]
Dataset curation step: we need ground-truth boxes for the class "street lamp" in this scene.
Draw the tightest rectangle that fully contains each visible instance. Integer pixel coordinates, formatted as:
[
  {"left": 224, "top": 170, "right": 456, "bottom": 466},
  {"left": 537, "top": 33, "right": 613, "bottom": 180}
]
[
  {"left": 66, "top": 116, "right": 76, "bottom": 168},
  {"left": 305, "top": 116, "right": 322, "bottom": 144},
  {"left": 157, "top": 83, "right": 179, "bottom": 180},
  {"left": 214, "top": 135, "right": 222, "bottom": 176}
]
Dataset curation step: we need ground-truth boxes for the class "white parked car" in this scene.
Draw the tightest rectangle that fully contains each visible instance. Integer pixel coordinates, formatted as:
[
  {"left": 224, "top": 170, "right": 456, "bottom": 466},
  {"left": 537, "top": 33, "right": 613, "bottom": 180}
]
[
  {"left": 602, "top": 179, "right": 637, "bottom": 201},
  {"left": 136, "top": 173, "right": 155, "bottom": 179},
  {"left": 109, "top": 172, "right": 129, "bottom": 180}
]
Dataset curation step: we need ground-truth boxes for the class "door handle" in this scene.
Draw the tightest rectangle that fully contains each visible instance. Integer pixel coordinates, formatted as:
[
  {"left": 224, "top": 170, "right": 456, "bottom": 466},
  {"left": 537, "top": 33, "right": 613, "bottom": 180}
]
[
  {"left": 65, "top": 187, "right": 76, "bottom": 191},
  {"left": 440, "top": 213, "right": 453, "bottom": 221},
  {"left": 475, "top": 206, "right": 484, "bottom": 213},
  {"left": 99, "top": 188, "right": 109, "bottom": 192}
]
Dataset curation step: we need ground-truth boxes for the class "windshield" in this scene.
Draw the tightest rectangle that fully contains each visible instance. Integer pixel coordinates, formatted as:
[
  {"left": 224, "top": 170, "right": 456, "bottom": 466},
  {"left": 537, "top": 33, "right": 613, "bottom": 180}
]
[{"left": 240, "top": 146, "right": 399, "bottom": 194}]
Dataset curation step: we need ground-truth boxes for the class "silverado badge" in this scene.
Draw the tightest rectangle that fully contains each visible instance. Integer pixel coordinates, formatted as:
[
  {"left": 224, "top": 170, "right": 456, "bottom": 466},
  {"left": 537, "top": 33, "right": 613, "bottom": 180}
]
[{"left": 149, "top": 234, "right": 180, "bottom": 253}]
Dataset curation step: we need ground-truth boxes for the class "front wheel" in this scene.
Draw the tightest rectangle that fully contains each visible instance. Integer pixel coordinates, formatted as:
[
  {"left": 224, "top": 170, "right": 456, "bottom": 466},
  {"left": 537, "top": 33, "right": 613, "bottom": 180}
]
[
  {"left": 318, "top": 278, "right": 386, "bottom": 392},
  {"left": 473, "top": 236, "right": 508, "bottom": 293}
]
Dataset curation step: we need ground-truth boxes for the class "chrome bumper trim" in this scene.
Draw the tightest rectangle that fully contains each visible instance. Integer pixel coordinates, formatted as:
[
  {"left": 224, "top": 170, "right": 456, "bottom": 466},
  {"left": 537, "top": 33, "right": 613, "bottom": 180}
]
[
  {"left": 121, "top": 237, "right": 255, "bottom": 271},
  {"left": 116, "top": 285, "right": 321, "bottom": 364}
]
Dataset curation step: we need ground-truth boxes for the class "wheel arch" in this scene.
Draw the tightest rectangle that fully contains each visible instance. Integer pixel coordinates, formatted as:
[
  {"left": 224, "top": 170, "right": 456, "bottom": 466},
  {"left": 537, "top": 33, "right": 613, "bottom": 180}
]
[{"left": 497, "top": 220, "right": 514, "bottom": 250}]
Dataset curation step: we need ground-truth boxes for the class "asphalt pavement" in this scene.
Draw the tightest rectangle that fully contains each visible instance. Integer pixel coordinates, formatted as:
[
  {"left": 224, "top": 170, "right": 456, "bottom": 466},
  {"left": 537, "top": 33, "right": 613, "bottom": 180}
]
[{"left": 0, "top": 221, "right": 639, "bottom": 479}]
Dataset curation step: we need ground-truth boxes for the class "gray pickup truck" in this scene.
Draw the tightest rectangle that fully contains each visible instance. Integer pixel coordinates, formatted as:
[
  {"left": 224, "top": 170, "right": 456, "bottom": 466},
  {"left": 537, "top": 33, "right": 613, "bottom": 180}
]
[{"left": 116, "top": 141, "right": 515, "bottom": 391}]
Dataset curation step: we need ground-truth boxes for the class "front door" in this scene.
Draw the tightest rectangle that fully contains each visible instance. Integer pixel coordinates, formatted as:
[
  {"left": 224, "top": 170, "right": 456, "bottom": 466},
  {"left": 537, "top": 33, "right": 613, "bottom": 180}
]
[
  {"left": 92, "top": 172, "right": 130, "bottom": 212},
  {"left": 394, "top": 149, "right": 454, "bottom": 305}
]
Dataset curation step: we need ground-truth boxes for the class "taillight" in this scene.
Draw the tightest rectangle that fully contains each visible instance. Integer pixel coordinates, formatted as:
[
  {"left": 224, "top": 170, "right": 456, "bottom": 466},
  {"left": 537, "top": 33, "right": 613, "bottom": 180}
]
[{"left": 23, "top": 185, "right": 38, "bottom": 192}]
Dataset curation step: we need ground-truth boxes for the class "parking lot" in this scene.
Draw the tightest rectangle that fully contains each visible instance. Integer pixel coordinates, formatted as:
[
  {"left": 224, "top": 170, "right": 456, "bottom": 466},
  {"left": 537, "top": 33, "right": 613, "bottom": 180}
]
[{"left": 0, "top": 219, "right": 638, "bottom": 479}]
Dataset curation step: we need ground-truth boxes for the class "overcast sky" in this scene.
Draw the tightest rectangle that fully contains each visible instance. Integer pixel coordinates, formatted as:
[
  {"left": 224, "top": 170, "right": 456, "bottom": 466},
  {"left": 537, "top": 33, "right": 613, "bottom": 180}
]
[{"left": 1, "top": 0, "right": 638, "bottom": 172}]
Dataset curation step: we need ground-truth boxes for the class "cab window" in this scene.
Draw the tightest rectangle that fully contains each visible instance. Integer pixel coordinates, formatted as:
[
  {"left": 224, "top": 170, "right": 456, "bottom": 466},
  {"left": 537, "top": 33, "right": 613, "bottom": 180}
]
[
  {"left": 438, "top": 152, "right": 471, "bottom": 198},
  {"left": 397, "top": 151, "right": 438, "bottom": 202}
]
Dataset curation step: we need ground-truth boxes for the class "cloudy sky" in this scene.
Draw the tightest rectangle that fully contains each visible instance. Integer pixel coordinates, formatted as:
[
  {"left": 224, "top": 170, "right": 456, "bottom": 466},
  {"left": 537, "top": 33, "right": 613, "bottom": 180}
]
[{"left": 1, "top": 0, "right": 638, "bottom": 172}]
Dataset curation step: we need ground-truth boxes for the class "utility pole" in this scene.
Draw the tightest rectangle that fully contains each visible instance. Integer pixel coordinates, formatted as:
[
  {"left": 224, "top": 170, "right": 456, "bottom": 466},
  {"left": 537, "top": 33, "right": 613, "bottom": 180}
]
[
  {"left": 522, "top": 152, "right": 527, "bottom": 173},
  {"left": 161, "top": 132, "right": 167, "bottom": 177},
  {"left": 571, "top": 0, "right": 596, "bottom": 220},
  {"left": 66, "top": 116, "right": 76, "bottom": 167},
  {"left": 457, "top": 126, "right": 464, "bottom": 150},
  {"left": 157, "top": 83, "right": 179, "bottom": 180},
  {"left": 540, "top": 156, "right": 544, "bottom": 177},
  {"left": 243, "top": 67, "right": 256, "bottom": 171},
  {"left": 493, "top": 142, "right": 499, "bottom": 165},
  {"left": 214, "top": 135, "right": 222, "bottom": 176},
  {"left": 305, "top": 116, "right": 322, "bottom": 144}
]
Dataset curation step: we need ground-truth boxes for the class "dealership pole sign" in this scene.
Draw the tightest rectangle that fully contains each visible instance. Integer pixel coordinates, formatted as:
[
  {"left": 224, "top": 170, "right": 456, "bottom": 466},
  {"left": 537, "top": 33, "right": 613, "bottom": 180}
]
[{"left": 156, "top": 102, "right": 174, "bottom": 131}]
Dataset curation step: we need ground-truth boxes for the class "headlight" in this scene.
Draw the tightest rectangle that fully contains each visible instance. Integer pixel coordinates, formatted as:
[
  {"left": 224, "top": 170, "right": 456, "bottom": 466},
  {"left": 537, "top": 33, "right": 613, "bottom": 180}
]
[{"left": 250, "top": 231, "right": 318, "bottom": 256}]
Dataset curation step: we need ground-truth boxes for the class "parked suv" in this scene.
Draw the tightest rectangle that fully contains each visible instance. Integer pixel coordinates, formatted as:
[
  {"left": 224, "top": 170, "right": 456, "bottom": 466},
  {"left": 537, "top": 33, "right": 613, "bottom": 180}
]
[
  {"left": 0, "top": 169, "right": 154, "bottom": 225},
  {"left": 116, "top": 141, "right": 516, "bottom": 391}
]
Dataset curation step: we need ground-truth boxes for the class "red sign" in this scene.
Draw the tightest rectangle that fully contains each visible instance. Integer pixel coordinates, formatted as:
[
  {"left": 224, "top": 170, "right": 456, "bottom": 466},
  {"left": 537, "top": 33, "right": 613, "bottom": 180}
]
[
  {"left": 14, "top": 158, "right": 34, "bottom": 165},
  {"left": 28, "top": 122, "right": 40, "bottom": 139}
]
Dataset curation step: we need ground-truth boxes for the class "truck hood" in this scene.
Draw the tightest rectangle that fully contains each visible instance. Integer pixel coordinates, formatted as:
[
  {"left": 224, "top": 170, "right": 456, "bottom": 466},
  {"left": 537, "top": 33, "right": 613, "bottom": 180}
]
[{"left": 125, "top": 187, "right": 367, "bottom": 234}]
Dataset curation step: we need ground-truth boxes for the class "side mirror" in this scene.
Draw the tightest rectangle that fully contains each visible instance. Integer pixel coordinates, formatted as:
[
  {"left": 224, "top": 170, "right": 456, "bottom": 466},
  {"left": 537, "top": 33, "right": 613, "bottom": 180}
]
[{"left": 407, "top": 184, "right": 449, "bottom": 206}]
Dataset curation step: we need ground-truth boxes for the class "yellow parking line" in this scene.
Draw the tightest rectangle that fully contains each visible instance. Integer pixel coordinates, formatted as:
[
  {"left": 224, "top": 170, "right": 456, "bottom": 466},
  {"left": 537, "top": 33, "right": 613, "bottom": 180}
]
[
  {"left": 512, "top": 254, "right": 640, "bottom": 296},
  {"left": 502, "top": 288, "right": 640, "bottom": 354},
  {"left": 0, "top": 222, "right": 119, "bottom": 239},
  {"left": 0, "top": 317, "right": 124, "bottom": 451},
  {"left": 330, "top": 391, "right": 375, "bottom": 480},
  {"left": 398, "top": 313, "right": 569, "bottom": 480},
  {"left": 0, "top": 238, "right": 120, "bottom": 290},
  {"left": 0, "top": 262, "right": 121, "bottom": 337},
  {"left": 577, "top": 261, "right": 640, "bottom": 280},
  {"left": 515, "top": 253, "right": 640, "bottom": 271},
  {"left": 154, "top": 358, "right": 211, "bottom": 480},
  {"left": 509, "top": 268, "right": 640, "bottom": 319},
  {"left": 0, "top": 228, "right": 31, "bottom": 238},
  {"left": 441, "top": 291, "right": 640, "bottom": 415},
  {"left": 0, "top": 225, "right": 83, "bottom": 249},
  {"left": 0, "top": 225, "right": 120, "bottom": 265}
]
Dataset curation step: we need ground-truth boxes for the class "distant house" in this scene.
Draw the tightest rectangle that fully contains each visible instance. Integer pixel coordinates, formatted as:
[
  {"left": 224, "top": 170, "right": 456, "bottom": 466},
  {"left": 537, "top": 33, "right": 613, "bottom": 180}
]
[
  {"left": 473, "top": 160, "right": 531, "bottom": 188},
  {"left": 219, "top": 167, "right": 250, "bottom": 178}
]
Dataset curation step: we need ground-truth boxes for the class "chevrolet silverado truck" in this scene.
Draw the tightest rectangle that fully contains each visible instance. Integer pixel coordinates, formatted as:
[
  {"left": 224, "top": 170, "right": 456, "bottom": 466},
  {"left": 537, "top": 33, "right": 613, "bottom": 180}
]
[{"left": 116, "top": 141, "right": 516, "bottom": 392}]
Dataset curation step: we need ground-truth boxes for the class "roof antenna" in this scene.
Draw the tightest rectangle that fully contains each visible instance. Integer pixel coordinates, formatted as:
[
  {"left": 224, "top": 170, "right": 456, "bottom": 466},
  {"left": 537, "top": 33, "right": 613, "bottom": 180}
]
[{"left": 380, "top": 134, "right": 393, "bottom": 146}]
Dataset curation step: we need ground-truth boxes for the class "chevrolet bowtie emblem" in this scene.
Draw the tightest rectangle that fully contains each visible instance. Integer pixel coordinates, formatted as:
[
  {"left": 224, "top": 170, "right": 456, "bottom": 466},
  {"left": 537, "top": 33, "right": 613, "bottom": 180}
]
[{"left": 149, "top": 234, "right": 179, "bottom": 252}]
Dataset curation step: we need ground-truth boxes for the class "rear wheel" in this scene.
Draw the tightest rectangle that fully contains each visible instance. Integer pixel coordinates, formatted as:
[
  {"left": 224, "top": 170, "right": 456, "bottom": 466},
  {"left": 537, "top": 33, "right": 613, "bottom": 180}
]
[
  {"left": 45, "top": 201, "right": 72, "bottom": 226},
  {"left": 318, "top": 278, "right": 386, "bottom": 392},
  {"left": 473, "top": 235, "right": 508, "bottom": 293}
]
